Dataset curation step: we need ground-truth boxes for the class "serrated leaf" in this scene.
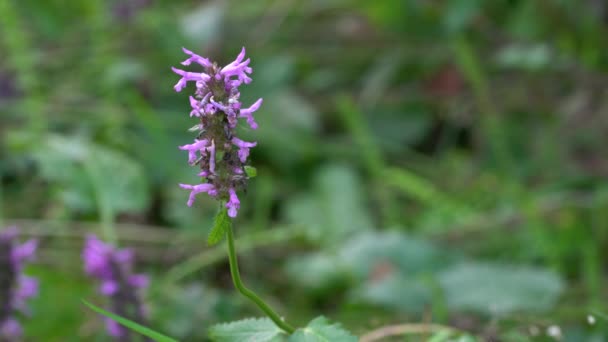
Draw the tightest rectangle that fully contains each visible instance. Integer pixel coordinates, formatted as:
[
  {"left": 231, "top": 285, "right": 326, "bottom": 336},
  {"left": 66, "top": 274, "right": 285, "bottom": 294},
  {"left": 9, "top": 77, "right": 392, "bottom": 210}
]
[
  {"left": 209, "top": 317, "right": 287, "bottom": 342},
  {"left": 208, "top": 206, "right": 231, "bottom": 246},
  {"left": 244, "top": 166, "right": 257, "bottom": 178},
  {"left": 438, "top": 262, "right": 564, "bottom": 315},
  {"left": 82, "top": 300, "right": 178, "bottom": 342},
  {"left": 288, "top": 317, "right": 357, "bottom": 342}
]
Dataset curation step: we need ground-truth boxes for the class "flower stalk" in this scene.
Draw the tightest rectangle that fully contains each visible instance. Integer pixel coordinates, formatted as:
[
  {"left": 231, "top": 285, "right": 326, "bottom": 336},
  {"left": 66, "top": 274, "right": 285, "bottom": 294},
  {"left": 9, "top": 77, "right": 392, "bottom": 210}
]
[{"left": 225, "top": 224, "right": 295, "bottom": 334}]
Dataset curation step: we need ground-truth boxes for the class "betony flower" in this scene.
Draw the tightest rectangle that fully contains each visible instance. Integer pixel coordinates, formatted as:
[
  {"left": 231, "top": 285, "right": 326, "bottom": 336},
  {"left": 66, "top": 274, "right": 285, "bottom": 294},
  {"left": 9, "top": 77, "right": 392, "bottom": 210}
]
[
  {"left": 171, "top": 67, "right": 211, "bottom": 92},
  {"left": 0, "top": 227, "right": 38, "bottom": 341},
  {"left": 180, "top": 47, "right": 212, "bottom": 67},
  {"left": 179, "top": 183, "right": 217, "bottom": 207},
  {"left": 226, "top": 188, "right": 240, "bottom": 218},
  {"left": 173, "top": 47, "right": 260, "bottom": 217},
  {"left": 178, "top": 139, "right": 209, "bottom": 165},
  {"left": 239, "top": 98, "right": 262, "bottom": 130},
  {"left": 82, "top": 235, "right": 150, "bottom": 340},
  {"left": 232, "top": 137, "right": 257, "bottom": 163}
]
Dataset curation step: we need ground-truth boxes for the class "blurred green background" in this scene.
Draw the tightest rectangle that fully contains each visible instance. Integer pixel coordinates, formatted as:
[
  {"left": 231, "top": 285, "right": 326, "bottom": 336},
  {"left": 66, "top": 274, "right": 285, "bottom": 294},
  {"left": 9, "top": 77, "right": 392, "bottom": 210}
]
[{"left": 1, "top": 0, "right": 607, "bottom": 340}]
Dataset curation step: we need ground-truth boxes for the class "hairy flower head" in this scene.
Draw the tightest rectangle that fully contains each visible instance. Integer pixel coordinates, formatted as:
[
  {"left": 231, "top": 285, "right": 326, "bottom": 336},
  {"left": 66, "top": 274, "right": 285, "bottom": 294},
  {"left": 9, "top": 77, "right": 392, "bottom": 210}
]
[{"left": 173, "top": 47, "right": 261, "bottom": 217}]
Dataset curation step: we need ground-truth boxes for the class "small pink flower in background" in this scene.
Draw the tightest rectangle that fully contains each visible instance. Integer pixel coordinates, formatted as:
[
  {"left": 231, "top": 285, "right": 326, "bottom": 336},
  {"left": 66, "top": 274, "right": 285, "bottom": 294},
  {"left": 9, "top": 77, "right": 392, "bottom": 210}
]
[{"left": 82, "top": 235, "right": 149, "bottom": 339}]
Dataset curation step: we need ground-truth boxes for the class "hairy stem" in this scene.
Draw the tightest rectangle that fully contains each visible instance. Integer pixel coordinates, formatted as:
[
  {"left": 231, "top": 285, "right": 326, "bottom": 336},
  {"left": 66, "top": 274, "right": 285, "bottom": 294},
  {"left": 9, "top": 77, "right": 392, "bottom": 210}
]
[{"left": 226, "top": 224, "right": 295, "bottom": 334}]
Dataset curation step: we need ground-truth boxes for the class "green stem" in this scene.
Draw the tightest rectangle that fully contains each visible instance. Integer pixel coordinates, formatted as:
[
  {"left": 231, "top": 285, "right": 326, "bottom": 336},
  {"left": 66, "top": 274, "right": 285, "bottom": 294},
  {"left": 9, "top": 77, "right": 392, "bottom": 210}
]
[{"left": 226, "top": 224, "right": 295, "bottom": 334}]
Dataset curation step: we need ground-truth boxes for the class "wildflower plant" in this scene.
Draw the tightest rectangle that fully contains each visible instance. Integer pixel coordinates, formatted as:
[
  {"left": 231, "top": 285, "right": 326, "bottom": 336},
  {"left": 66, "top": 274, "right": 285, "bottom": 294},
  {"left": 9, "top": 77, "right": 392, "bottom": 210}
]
[
  {"left": 171, "top": 47, "right": 357, "bottom": 341},
  {"left": 84, "top": 47, "right": 357, "bottom": 342},
  {"left": 0, "top": 227, "right": 38, "bottom": 341}
]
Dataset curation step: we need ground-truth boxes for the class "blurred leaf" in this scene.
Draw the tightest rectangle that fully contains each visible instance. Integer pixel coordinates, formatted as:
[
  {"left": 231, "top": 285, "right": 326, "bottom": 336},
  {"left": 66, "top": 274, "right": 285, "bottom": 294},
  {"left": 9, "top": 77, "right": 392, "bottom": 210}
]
[
  {"left": 284, "top": 253, "right": 349, "bottom": 291},
  {"left": 244, "top": 165, "right": 257, "bottom": 178},
  {"left": 208, "top": 205, "right": 231, "bottom": 246},
  {"left": 103, "top": 59, "right": 147, "bottom": 86},
  {"left": 254, "top": 56, "right": 296, "bottom": 92},
  {"left": 367, "top": 105, "right": 432, "bottom": 153},
  {"left": 24, "top": 267, "right": 94, "bottom": 341},
  {"left": 288, "top": 317, "right": 357, "bottom": 342},
  {"left": 339, "top": 231, "right": 448, "bottom": 279},
  {"left": 180, "top": 1, "right": 225, "bottom": 45},
  {"left": 83, "top": 300, "right": 178, "bottom": 342},
  {"left": 428, "top": 330, "right": 454, "bottom": 342},
  {"left": 33, "top": 135, "right": 149, "bottom": 214},
  {"left": 453, "top": 335, "right": 479, "bottom": 342},
  {"left": 155, "top": 284, "right": 228, "bottom": 340},
  {"left": 438, "top": 263, "right": 565, "bottom": 315},
  {"left": 495, "top": 44, "right": 553, "bottom": 71},
  {"left": 443, "top": 0, "right": 482, "bottom": 34},
  {"left": 249, "top": 89, "right": 320, "bottom": 167},
  {"left": 359, "top": 0, "right": 439, "bottom": 37},
  {"left": 209, "top": 318, "right": 286, "bottom": 342},
  {"left": 351, "top": 273, "right": 432, "bottom": 314},
  {"left": 265, "top": 90, "right": 320, "bottom": 132},
  {"left": 284, "top": 164, "right": 372, "bottom": 244}
]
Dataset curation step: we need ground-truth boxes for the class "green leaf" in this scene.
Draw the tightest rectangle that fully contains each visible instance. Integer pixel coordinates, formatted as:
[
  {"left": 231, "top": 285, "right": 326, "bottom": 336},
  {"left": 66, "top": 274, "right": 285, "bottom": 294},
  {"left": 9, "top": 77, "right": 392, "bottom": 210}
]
[
  {"left": 82, "top": 300, "right": 178, "bottom": 342},
  {"left": 350, "top": 274, "right": 432, "bottom": 314},
  {"left": 288, "top": 317, "right": 357, "bottom": 342},
  {"left": 284, "top": 253, "right": 349, "bottom": 291},
  {"left": 208, "top": 317, "right": 287, "bottom": 342},
  {"left": 438, "top": 262, "right": 564, "bottom": 315},
  {"left": 179, "top": 1, "right": 225, "bottom": 45},
  {"left": 339, "top": 231, "right": 448, "bottom": 279},
  {"left": 32, "top": 134, "right": 149, "bottom": 214},
  {"left": 284, "top": 165, "right": 372, "bottom": 245},
  {"left": 427, "top": 330, "right": 453, "bottom": 342},
  {"left": 443, "top": 0, "right": 481, "bottom": 34},
  {"left": 208, "top": 205, "right": 231, "bottom": 246},
  {"left": 244, "top": 165, "right": 257, "bottom": 178}
]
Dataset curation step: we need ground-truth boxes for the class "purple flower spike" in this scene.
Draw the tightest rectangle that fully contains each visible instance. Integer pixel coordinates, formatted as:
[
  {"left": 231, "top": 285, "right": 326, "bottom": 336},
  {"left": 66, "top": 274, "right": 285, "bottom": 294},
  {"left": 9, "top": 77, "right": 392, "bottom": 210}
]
[
  {"left": 175, "top": 47, "right": 261, "bottom": 217},
  {"left": 0, "top": 227, "right": 38, "bottom": 341},
  {"left": 82, "top": 234, "right": 150, "bottom": 340}
]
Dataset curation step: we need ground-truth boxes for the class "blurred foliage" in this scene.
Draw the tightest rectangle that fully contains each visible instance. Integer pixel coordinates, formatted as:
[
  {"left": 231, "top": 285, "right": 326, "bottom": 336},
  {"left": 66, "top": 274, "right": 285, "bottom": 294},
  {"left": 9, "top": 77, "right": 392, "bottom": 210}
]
[{"left": 1, "top": 0, "right": 608, "bottom": 341}]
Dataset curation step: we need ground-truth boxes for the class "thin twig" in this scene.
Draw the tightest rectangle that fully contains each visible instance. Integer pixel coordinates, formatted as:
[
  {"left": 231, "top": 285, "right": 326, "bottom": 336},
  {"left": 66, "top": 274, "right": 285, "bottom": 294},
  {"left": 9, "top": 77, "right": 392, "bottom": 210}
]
[{"left": 360, "top": 323, "right": 459, "bottom": 342}]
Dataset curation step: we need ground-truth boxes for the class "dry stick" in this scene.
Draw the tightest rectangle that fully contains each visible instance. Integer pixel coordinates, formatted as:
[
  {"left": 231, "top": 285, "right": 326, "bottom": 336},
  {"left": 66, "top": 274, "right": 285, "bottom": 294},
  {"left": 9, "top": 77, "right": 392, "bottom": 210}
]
[{"left": 360, "top": 323, "right": 460, "bottom": 342}]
